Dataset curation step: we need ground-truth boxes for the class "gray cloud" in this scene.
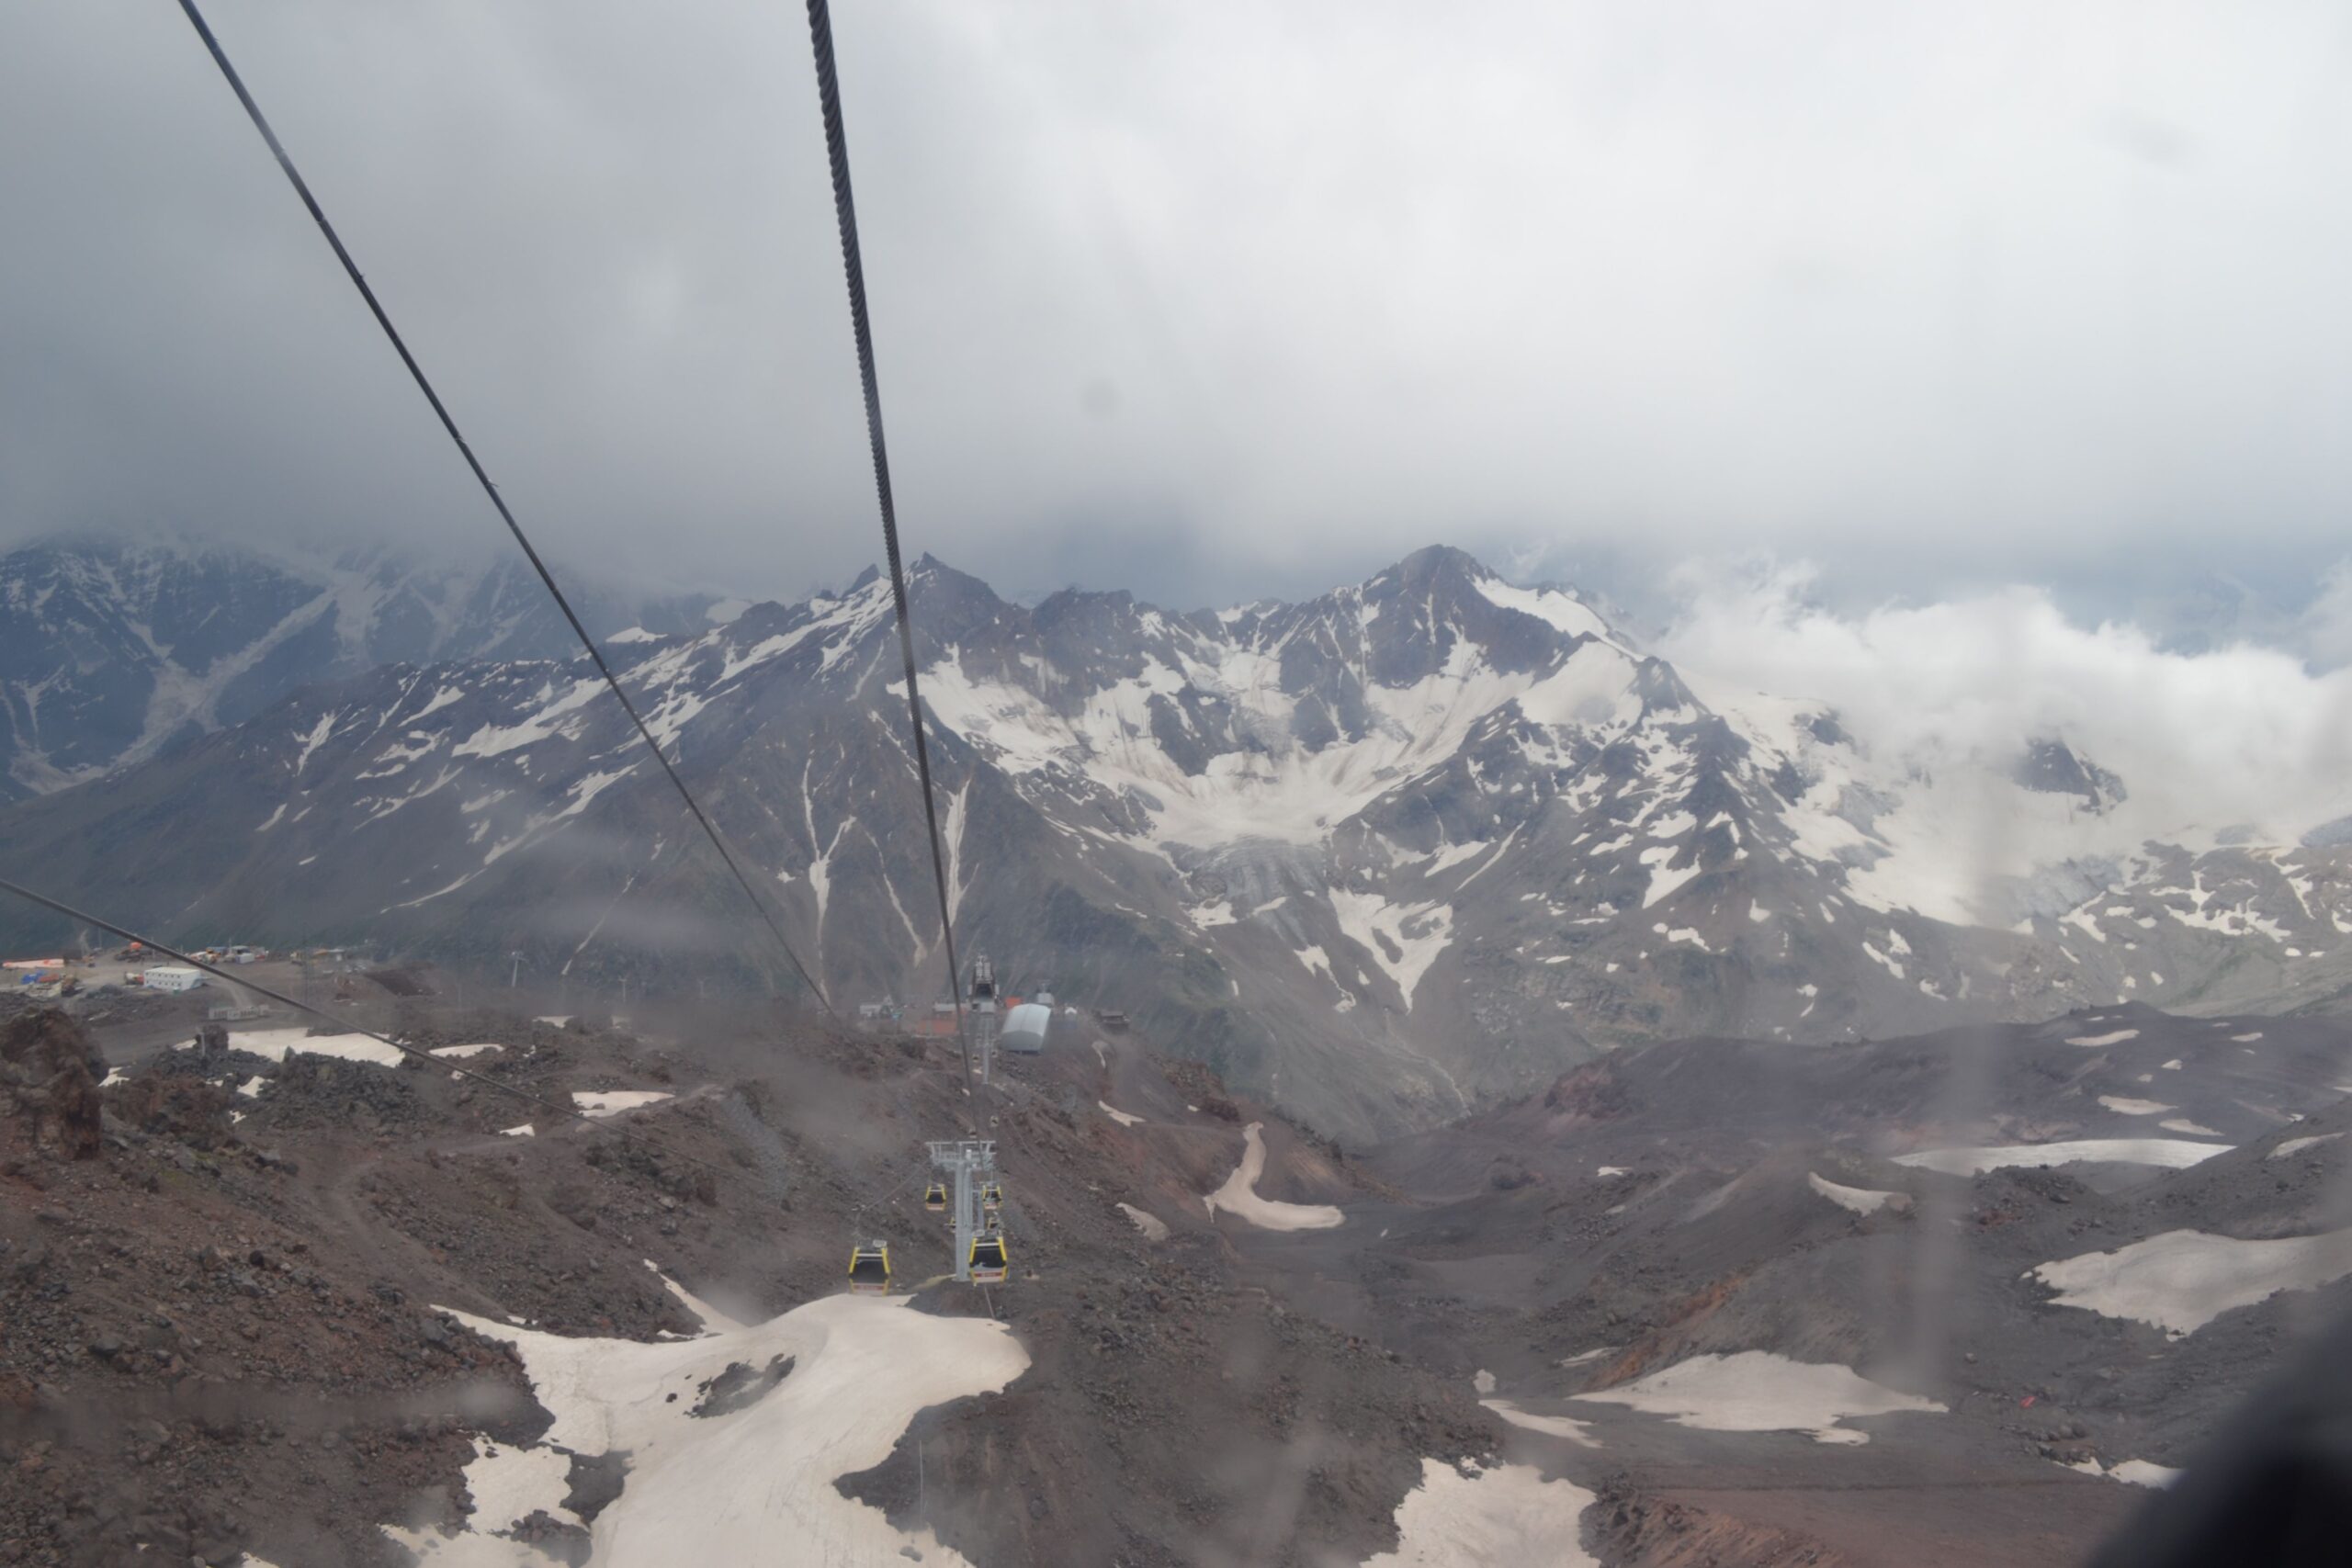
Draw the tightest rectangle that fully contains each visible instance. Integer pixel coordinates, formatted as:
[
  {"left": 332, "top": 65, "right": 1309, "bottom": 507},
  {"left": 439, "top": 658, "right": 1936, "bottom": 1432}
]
[
  {"left": 1659, "top": 559, "right": 2352, "bottom": 865},
  {"left": 6, "top": 1, "right": 2352, "bottom": 610}
]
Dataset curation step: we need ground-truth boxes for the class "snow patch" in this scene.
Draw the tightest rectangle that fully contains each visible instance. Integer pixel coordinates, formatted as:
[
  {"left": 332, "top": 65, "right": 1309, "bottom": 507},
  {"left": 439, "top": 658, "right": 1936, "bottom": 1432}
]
[
  {"left": 2098, "top": 1096, "right": 2175, "bottom": 1116},
  {"left": 1329, "top": 889, "right": 1455, "bottom": 1010},
  {"left": 1473, "top": 574, "right": 1621, "bottom": 646},
  {"left": 1116, "top": 1203, "right": 1170, "bottom": 1241},
  {"left": 1637, "top": 844, "right": 1702, "bottom": 908},
  {"left": 2064, "top": 1457, "right": 2183, "bottom": 1489},
  {"left": 291, "top": 712, "right": 336, "bottom": 775},
  {"left": 1481, "top": 1398, "right": 1601, "bottom": 1448},
  {"left": 1808, "top": 1173, "right": 1905, "bottom": 1215},
  {"left": 1894, "top": 1139, "right": 2230, "bottom": 1175},
  {"left": 220, "top": 1028, "right": 404, "bottom": 1069},
  {"left": 1098, "top": 1100, "right": 1143, "bottom": 1128},
  {"left": 572, "top": 1090, "right": 673, "bottom": 1118},
  {"left": 2030, "top": 1228, "right": 2352, "bottom": 1336},
  {"left": 451, "top": 677, "right": 603, "bottom": 759},
  {"left": 2066, "top": 1029, "right": 2140, "bottom": 1047},
  {"left": 1573, "top": 1351, "right": 1943, "bottom": 1444},
  {"left": 1362, "top": 1458, "right": 1600, "bottom": 1568},
  {"left": 2270, "top": 1133, "right": 2342, "bottom": 1159},
  {"left": 394, "top": 1292, "right": 1024, "bottom": 1563}
]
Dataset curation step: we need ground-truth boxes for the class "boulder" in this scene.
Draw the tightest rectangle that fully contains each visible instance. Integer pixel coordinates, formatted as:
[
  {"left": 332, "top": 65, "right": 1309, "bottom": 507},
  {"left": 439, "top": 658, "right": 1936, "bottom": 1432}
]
[{"left": 0, "top": 1008, "right": 107, "bottom": 1160}]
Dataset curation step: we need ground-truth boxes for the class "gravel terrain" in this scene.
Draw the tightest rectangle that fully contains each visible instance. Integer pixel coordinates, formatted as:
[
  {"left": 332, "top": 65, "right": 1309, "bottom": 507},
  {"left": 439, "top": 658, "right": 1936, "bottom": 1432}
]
[{"left": 5, "top": 992, "right": 2346, "bottom": 1564}]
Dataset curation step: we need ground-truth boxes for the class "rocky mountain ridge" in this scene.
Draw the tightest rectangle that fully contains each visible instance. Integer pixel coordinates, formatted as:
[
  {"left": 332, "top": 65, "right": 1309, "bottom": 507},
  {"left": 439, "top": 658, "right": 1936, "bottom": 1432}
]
[
  {"left": 0, "top": 536, "right": 722, "bottom": 801},
  {"left": 5, "top": 543, "right": 2352, "bottom": 1138}
]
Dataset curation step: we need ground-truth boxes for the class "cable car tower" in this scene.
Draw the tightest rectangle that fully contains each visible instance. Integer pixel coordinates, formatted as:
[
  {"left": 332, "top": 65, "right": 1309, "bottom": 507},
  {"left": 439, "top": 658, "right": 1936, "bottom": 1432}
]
[
  {"left": 926, "top": 1138, "right": 998, "bottom": 1282},
  {"left": 967, "top": 953, "right": 1002, "bottom": 1085}
]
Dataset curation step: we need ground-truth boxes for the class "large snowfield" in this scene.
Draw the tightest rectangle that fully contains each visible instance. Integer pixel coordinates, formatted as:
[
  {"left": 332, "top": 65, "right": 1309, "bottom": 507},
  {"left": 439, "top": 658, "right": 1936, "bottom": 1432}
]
[{"left": 390, "top": 1289, "right": 1027, "bottom": 1564}]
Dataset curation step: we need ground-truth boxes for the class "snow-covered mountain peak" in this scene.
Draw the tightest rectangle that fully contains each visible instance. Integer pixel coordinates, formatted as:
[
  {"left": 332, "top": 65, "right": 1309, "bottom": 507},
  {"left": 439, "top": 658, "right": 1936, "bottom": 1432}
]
[{"left": 859, "top": 546, "right": 1645, "bottom": 855}]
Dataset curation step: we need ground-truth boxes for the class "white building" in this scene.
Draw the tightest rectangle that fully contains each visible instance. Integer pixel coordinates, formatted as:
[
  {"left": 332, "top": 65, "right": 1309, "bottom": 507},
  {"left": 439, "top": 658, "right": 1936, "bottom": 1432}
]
[
  {"left": 1001, "top": 1001, "right": 1053, "bottom": 1055},
  {"left": 141, "top": 965, "right": 203, "bottom": 993}
]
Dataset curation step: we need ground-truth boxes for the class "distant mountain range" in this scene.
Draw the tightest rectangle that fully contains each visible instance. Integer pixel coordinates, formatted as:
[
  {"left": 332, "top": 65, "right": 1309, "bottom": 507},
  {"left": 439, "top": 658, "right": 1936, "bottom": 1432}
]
[
  {"left": 5, "top": 540, "right": 2352, "bottom": 1138},
  {"left": 0, "top": 536, "right": 723, "bottom": 801}
]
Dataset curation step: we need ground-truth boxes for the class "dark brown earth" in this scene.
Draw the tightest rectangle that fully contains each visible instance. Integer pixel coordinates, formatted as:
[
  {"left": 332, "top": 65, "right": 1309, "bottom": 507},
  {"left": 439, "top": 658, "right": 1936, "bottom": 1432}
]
[{"left": 0, "top": 998, "right": 1495, "bottom": 1566}]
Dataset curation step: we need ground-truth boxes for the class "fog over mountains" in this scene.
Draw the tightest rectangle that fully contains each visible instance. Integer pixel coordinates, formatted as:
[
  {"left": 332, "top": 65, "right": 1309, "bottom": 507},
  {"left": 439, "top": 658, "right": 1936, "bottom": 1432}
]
[{"left": 6, "top": 538, "right": 2352, "bottom": 1138}]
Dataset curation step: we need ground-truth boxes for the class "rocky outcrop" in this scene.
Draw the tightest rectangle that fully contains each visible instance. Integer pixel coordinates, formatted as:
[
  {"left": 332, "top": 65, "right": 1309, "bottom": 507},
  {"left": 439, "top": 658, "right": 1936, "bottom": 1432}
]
[{"left": 0, "top": 1009, "right": 104, "bottom": 1161}]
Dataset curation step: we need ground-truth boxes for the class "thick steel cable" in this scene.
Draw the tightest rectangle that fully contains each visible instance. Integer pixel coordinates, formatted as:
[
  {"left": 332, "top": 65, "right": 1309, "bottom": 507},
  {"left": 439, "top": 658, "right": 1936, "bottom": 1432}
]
[
  {"left": 0, "top": 875, "right": 739, "bottom": 1182},
  {"left": 803, "top": 0, "right": 972, "bottom": 1083},
  {"left": 172, "top": 0, "right": 831, "bottom": 1015}
]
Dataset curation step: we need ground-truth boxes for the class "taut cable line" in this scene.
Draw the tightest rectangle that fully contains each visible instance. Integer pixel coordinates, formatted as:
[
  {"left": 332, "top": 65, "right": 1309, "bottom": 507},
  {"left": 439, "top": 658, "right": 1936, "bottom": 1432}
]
[
  {"left": 802, "top": 0, "right": 973, "bottom": 1082},
  {"left": 172, "top": 0, "right": 831, "bottom": 1014}
]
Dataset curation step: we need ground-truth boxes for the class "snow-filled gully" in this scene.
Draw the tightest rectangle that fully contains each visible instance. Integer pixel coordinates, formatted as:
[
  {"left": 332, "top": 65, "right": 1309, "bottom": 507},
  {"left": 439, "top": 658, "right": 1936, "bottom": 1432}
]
[
  {"left": 1203, "top": 1122, "right": 1344, "bottom": 1231},
  {"left": 390, "top": 1290, "right": 1027, "bottom": 1565}
]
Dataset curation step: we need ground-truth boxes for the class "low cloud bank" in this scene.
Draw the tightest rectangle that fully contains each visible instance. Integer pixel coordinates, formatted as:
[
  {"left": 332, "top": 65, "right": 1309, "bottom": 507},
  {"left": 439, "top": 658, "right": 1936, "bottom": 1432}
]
[{"left": 1658, "top": 560, "right": 2352, "bottom": 849}]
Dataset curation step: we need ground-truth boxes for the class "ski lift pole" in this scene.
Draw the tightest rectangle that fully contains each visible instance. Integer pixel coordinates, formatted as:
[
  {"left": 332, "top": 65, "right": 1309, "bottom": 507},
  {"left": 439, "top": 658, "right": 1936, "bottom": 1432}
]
[
  {"left": 953, "top": 1156, "right": 973, "bottom": 1283},
  {"left": 927, "top": 1138, "right": 995, "bottom": 1284}
]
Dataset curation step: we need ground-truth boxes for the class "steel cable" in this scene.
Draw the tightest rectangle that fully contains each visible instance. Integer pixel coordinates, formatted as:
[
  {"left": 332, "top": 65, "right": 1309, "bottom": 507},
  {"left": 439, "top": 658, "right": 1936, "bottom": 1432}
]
[
  {"left": 172, "top": 0, "right": 831, "bottom": 1014},
  {"left": 802, "top": 0, "right": 972, "bottom": 1081}
]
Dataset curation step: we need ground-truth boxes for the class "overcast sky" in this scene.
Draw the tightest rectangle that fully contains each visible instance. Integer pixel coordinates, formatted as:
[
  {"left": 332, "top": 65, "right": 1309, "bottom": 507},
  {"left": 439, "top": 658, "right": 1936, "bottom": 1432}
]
[{"left": 6, "top": 1, "right": 2351, "bottom": 615}]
